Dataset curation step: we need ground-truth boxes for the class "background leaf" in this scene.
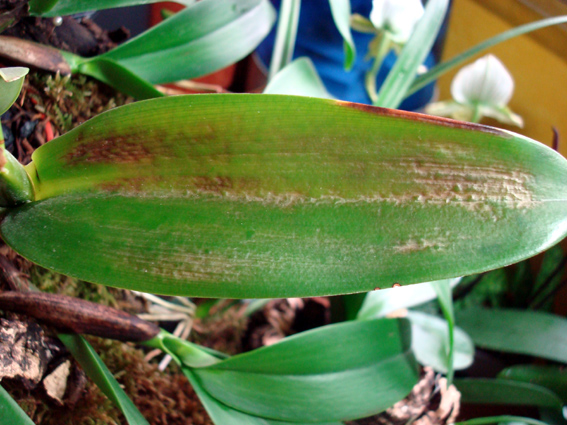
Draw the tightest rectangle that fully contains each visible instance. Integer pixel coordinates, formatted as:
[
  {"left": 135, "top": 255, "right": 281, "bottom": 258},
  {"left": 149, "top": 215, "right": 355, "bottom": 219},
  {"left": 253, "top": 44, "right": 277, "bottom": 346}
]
[
  {"left": 408, "top": 15, "right": 567, "bottom": 96},
  {"left": 28, "top": 0, "right": 198, "bottom": 17},
  {"left": 76, "top": 0, "right": 276, "bottom": 85},
  {"left": 499, "top": 365, "right": 567, "bottom": 403},
  {"left": 374, "top": 0, "right": 449, "bottom": 108},
  {"left": 264, "top": 57, "right": 334, "bottom": 98},
  {"left": 356, "top": 278, "right": 460, "bottom": 320},
  {"left": 328, "top": 0, "right": 356, "bottom": 70},
  {"left": 58, "top": 333, "right": 150, "bottom": 425},
  {"left": 3, "top": 95, "right": 567, "bottom": 298},
  {"left": 431, "top": 279, "right": 455, "bottom": 383},
  {"left": 456, "top": 378, "right": 565, "bottom": 412},
  {"left": 190, "top": 319, "right": 418, "bottom": 422},
  {"left": 408, "top": 311, "right": 474, "bottom": 374},
  {"left": 0, "top": 67, "right": 28, "bottom": 116},
  {"left": 0, "top": 384, "right": 35, "bottom": 425},
  {"left": 456, "top": 308, "right": 567, "bottom": 363},
  {"left": 268, "top": 0, "right": 301, "bottom": 80}
]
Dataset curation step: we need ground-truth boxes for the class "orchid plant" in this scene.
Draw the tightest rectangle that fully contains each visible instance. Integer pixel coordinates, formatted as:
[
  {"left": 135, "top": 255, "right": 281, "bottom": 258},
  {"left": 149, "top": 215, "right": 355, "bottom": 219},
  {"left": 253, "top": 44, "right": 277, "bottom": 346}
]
[{"left": 426, "top": 54, "right": 523, "bottom": 126}]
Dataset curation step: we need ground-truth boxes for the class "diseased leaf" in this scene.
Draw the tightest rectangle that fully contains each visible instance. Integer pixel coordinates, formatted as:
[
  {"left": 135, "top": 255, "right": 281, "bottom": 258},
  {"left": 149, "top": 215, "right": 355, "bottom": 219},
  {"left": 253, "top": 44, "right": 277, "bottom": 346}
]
[
  {"left": 2, "top": 95, "right": 567, "bottom": 298},
  {"left": 456, "top": 308, "right": 567, "bottom": 363}
]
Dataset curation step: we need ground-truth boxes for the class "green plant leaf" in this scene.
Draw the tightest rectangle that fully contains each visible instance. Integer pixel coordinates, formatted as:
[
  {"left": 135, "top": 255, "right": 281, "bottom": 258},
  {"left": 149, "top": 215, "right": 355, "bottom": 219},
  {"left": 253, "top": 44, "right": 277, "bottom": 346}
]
[
  {"left": 0, "top": 67, "right": 28, "bottom": 116},
  {"left": 456, "top": 308, "right": 567, "bottom": 363},
  {"left": 530, "top": 243, "right": 565, "bottom": 310},
  {"left": 58, "top": 333, "right": 150, "bottom": 425},
  {"left": 76, "top": 58, "right": 164, "bottom": 100},
  {"left": 268, "top": 0, "right": 301, "bottom": 80},
  {"left": 356, "top": 278, "right": 460, "bottom": 320},
  {"left": 190, "top": 318, "right": 417, "bottom": 422},
  {"left": 408, "top": 15, "right": 567, "bottom": 96},
  {"left": 431, "top": 279, "right": 455, "bottom": 383},
  {"left": 3, "top": 95, "right": 567, "bottom": 298},
  {"left": 408, "top": 311, "right": 473, "bottom": 375},
  {"left": 328, "top": 0, "right": 356, "bottom": 70},
  {"left": 454, "top": 415, "right": 550, "bottom": 425},
  {"left": 87, "top": 0, "right": 276, "bottom": 85},
  {"left": 28, "top": 0, "right": 197, "bottom": 17},
  {"left": 456, "top": 378, "right": 565, "bottom": 412},
  {"left": 183, "top": 368, "right": 343, "bottom": 425},
  {"left": 264, "top": 57, "right": 334, "bottom": 98},
  {"left": 374, "top": 0, "right": 449, "bottom": 108},
  {"left": 500, "top": 365, "right": 567, "bottom": 403},
  {"left": 0, "top": 384, "right": 35, "bottom": 425}
]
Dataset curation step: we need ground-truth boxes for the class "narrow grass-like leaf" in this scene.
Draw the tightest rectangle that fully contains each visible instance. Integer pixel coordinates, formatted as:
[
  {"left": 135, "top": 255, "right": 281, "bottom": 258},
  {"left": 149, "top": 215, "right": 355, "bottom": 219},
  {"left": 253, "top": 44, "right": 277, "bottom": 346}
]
[
  {"left": 67, "top": 0, "right": 276, "bottom": 85},
  {"left": 374, "top": 0, "right": 449, "bottom": 108},
  {"left": 268, "top": 0, "right": 301, "bottom": 80},
  {"left": 183, "top": 319, "right": 417, "bottom": 422},
  {"left": 357, "top": 278, "right": 460, "bottom": 320},
  {"left": 408, "top": 311, "right": 473, "bottom": 375},
  {"left": 455, "top": 416, "right": 550, "bottom": 425},
  {"left": 2, "top": 94, "right": 567, "bottom": 298},
  {"left": 0, "top": 384, "right": 35, "bottom": 425},
  {"left": 328, "top": 0, "right": 356, "bottom": 70},
  {"left": 456, "top": 378, "right": 565, "bottom": 412},
  {"left": 431, "top": 279, "right": 455, "bottom": 383},
  {"left": 58, "top": 333, "right": 150, "bottom": 425},
  {"left": 456, "top": 308, "right": 567, "bottom": 363},
  {"left": 0, "top": 67, "right": 28, "bottom": 116},
  {"left": 264, "top": 57, "right": 334, "bottom": 98},
  {"left": 28, "top": 0, "right": 197, "bottom": 17},
  {"left": 500, "top": 365, "right": 567, "bottom": 403},
  {"left": 408, "top": 16, "right": 567, "bottom": 96},
  {"left": 530, "top": 243, "right": 565, "bottom": 310}
]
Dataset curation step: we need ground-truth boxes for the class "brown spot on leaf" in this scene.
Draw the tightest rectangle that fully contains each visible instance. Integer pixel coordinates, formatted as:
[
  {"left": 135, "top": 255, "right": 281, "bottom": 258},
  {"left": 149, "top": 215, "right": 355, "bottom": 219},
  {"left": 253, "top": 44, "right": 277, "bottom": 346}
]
[
  {"left": 335, "top": 100, "right": 506, "bottom": 136},
  {"left": 65, "top": 137, "right": 154, "bottom": 164},
  {"left": 193, "top": 176, "right": 234, "bottom": 194}
]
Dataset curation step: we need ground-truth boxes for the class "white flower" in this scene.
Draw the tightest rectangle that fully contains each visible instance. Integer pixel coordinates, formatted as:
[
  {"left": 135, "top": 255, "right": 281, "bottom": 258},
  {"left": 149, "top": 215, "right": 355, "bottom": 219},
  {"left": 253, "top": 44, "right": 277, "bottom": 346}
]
[
  {"left": 370, "top": 0, "right": 424, "bottom": 43},
  {"left": 426, "top": 55, "right": 523, "bottom": 127},
  {"left": 451, "top": 54, "right": 514, "bottom": 107}
]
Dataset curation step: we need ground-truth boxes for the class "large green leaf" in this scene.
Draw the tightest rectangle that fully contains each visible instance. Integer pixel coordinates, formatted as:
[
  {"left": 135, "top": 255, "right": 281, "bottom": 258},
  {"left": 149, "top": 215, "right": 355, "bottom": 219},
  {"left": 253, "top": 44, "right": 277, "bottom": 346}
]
[
  {"left": 456, "top": 308, "right": 567, "bottom": 363},
  {"left": 500, "top": 365, "right": 567, "bottom": 404},
  {"left": 0, "top": 384, "right": 35, "bottom": 425},
  {"left": 183, "top": 368, "right": 343, "bottom": 425},
  {"left": 58, "top": 333, "right": 150, "bottom": 425},
  {"left": 1, "top": 94, "right": 567, "bottom": 298},
  {"left": 189, "top": 318, "right": 417, "bottom": 422},
  {"left": 28, "top": 0, "right": 197, "bottom": 17}
]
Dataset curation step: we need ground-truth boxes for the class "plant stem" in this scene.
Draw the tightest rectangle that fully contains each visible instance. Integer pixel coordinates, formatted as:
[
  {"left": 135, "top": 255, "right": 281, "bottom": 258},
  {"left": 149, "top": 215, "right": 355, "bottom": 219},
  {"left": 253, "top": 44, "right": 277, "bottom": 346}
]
[
  {"left": 471, "top": 104, "right": 482, "bottom": 123},
  {"left": 365, "top": 32, "right": 391, "bottom": 105}
]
